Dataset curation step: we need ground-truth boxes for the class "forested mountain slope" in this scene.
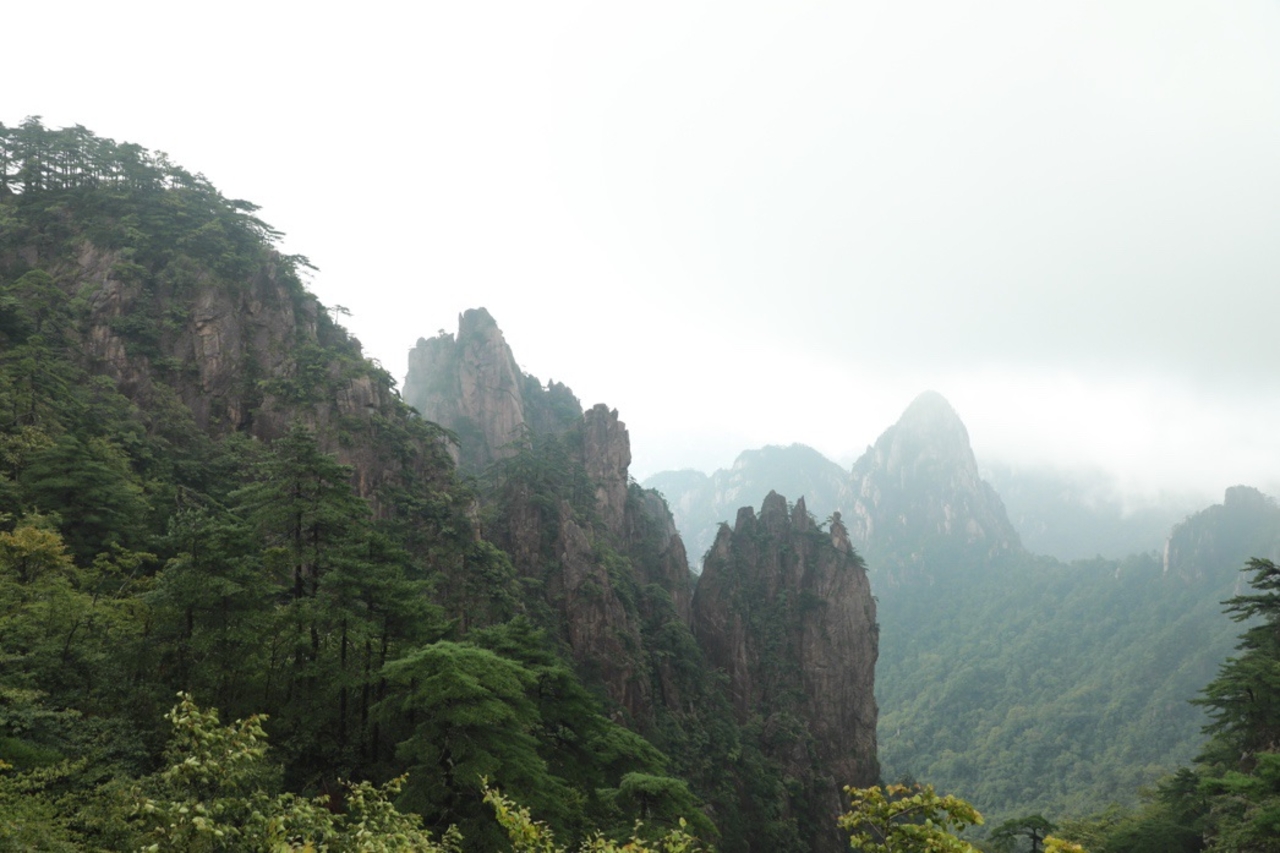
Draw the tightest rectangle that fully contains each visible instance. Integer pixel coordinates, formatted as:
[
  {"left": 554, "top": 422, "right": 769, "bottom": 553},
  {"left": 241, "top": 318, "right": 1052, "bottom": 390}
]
[
  {"left": 0, "top": 118, "right": 574, "bottom": 849},
  {"left": 0, "top": 120, "right": 880, "bottom": 853},
  {"left": 845, "top": 391, "right": 1023, "bottom": 581},
  {"left": 845, "top": 394, "right": 1260, "bottom": 822}
]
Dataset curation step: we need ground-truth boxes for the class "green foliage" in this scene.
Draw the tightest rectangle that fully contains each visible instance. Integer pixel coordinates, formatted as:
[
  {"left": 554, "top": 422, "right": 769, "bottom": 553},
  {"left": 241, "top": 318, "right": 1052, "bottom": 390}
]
[
  {"left": 990, "top": 814, "right": 1057, "bottom": 853},
  {"left": 877, "top": 548, "right": 1247, "bottom": 823},
  {"left": 1186, "top": 559, "right": 1280, "bottom": 852},
  {"left": 470, "top": 618, "right": 668, "bottom": 786},
  {"left": 605, "top": 773, "right": 716, "bottom": 842},
  {"left": 1051, "top": 558, "right": 1280, "bottom": 853},
  {"left": 483, "top": 783, "right": 705, "bottom": 853},
  {"left": 18, "top": 434, "right": 150, "bottom": 562},
  {"left": 0, "top": 520, "right": 153, "bottom": 715},
  {"left": 133, "top": 693, "right": 461, "bottom": 853},
  {"left": 1195, "top": 558, "right": 1280, "bottom": 759},
  {"left": 1042, "top": 839, "right": 1088, "bottom": 853},
  {"left": 380, "top": 640, "right": 572, "bottom": 848},
  {"left": 0, "top": 755, "right": 88, "bottom": 852},
  {"left": 838, "top": 783, "right": 983, "bottom": 853},
  {"left": 1201, "top": 751, "right": 1280, "bottom": 852}
]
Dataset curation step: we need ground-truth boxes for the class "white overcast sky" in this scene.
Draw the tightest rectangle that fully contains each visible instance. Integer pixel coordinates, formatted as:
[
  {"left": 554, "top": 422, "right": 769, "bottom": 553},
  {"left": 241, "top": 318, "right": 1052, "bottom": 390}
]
[{"left": 8, "top": 1, "right": 1280, "bottom": 501}]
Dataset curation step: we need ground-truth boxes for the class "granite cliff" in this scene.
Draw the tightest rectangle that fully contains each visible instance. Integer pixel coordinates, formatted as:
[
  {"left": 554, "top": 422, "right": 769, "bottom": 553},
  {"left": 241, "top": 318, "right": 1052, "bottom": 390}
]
[
  {"left": 403, "top": 307, "right": 581, "bottom": 473},
  {"left": 3, "top": 201, "right": 444, "bottom": 510},
  {"left": 3, "top": 122, "right": 883, "bottom": 852},
  {"left": 405, "top": 313, "right": 694, "bottom": 722},
  {"left": 694, "top": 492, "right": 879, "bottom": 853}
]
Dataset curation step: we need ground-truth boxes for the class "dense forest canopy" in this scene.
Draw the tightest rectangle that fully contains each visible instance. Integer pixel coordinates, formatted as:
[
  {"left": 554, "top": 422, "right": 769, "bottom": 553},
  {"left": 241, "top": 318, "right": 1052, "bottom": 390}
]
[{"left": 0, "top": 118, "right": 703, "bottom": 850}]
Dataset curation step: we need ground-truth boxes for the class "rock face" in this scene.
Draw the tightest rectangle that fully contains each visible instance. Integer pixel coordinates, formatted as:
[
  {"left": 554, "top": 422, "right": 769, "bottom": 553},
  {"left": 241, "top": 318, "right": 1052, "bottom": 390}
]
[
  {"left": 626, "top": 486, "right": 694, "bottom": 626},
  {"left": 40, "top": 244, "right": 416, "bottom": 503},
  {"left": 1163, "top": 485, "right": 1280, "bottom": 583},
  {"left": 403, "top": 308, "right": 531, "bottom": 472},
  {"left": 848, "top": 391, "right": 1021, "bottom": 578},
  {"left": 73, "top": 244, "right": 313, "bottom": 435},
  {"left": 408, "top": 311, "right": 882, "bottom": 848},
  {"left": 580, "top": 404, "right": 631, "bottom": 538},
  {"left": 694, "top": 492, "right": 879, "bottom": 853},
  {"left": 408, "top": 312, "right": 693, "bottom": 721},
  {"left": 403, "top": 308, "right": 584, "bottom": 474}
]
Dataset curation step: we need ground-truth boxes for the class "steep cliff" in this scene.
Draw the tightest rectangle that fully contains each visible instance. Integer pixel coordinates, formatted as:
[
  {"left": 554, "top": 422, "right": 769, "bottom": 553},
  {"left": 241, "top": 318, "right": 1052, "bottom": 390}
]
[
  {"left": 406, "top": 313, "right": 882, "bottom": 851},
  {"left": 0, "top": 129, "right": 452, "bottom": 510},
  {"left": 694, "top": 492, "right": 879, "bottom": 853},
  {"left": 408, "top": 314, "right": 695, "bottom": 722},
  {"left": 848, "top": 391, "right": 1021, "bottom": 579},
  {"left": 403, "top": 308, "right": 581, "bottom": 473},
  {"left": 2, "top": 123, "right": 888, "bottom": 851}
]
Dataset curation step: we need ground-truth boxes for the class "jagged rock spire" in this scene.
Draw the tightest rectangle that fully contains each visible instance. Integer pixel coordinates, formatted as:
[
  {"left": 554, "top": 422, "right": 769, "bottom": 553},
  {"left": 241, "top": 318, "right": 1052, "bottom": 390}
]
[
  {"left": 403, "top": 307, "right": 530, "bottom": 473},
  {"left": 693, "top": 491, "right": 878, "bottom": 853}
]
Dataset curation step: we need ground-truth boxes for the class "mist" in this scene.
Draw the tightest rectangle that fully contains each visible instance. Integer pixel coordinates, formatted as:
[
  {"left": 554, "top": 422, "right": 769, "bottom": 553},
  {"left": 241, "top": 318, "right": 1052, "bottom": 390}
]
[{"left": 9, "top": 0, "right": 1280, "bottom": 502}]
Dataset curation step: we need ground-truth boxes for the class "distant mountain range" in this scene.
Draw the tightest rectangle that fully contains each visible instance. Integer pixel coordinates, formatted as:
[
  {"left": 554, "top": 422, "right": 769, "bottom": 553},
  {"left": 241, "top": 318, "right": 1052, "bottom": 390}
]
[
  {"left": 643, "top": 444, "right": 851, "bottom": 569},
  {"left": 645, "top": 391, "right": 1280, "bottom": 825},
  {"left": 644, "top": 406, "right": 1200, "bottom": 568}
]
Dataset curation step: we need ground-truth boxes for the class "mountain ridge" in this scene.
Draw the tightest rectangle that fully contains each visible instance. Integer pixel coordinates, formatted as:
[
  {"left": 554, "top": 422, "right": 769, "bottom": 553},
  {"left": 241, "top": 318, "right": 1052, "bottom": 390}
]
[{"left": 403, "top": 312, "right": 881, "bottom": 852}]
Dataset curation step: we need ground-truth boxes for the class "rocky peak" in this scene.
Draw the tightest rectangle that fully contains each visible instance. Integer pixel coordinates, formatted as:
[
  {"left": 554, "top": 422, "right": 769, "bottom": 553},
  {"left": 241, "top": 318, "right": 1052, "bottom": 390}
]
[
  {"left": 1163, "top": 485, "right": 1280, "bottom": 582},
  {"left": 1225, "top": 484, "right": 1275, "bottom": 512},
  {"left": 848, "top": 391, "right": 1020, "bottom": 577},
  {"left": 407, "top": 309, "right": 696, "bottom": 719},
  {"left": 694, "top": 491, "right": 878, "bottom": 852},
  {"left": 578, "top": 404, "right": 631, "bottom": 538},
  {"left": 759, "top": 489, "right": 790, "bottom": 535},
  {"left": 890, "top": 391, "right": 976, "bottom": 463},
  {"left": 403, "top": 307, "right": 529, "bottom": 473}
]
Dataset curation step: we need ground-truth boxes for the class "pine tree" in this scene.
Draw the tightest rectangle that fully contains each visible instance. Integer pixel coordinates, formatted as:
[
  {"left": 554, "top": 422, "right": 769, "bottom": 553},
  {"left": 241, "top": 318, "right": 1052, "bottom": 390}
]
[{"left": 1196, "top": 558, "right": 1280, "bottom": 763}]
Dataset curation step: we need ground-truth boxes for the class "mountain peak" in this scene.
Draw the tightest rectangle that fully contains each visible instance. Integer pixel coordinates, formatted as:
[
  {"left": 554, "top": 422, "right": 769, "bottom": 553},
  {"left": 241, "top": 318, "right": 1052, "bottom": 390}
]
[
  {"left": 458, "top": 306, "right": 499, "bottom": 336},
  {"left": 893, "top": 391, "right": 972, "bottom": 453},
  {"left": 900, "top": 390, "right": 962, "bottom": 426},
  {"left": 1163, "top": 485, "right": 1280, "bottom": 580},
  {"left": 848, "top": 390, "right": 1020, "bottom": 575},
  {"left": 403, "top": 309, "right": 528, "bottom": 472}
]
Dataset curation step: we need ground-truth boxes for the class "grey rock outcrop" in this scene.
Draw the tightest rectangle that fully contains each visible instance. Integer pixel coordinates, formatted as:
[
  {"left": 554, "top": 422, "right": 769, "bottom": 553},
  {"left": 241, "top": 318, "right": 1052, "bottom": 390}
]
[
  {"left": 644, "top": 443, "right": 854, "bottom": 572},
  {"left": 694, "top": 492, "right": 879, "bottom": 852},
  {"left": 408, "top": 311, "right": 693, "bottom": 721},
  {"left": 403, "top": 308, "right": 531, "bottom": 472}
]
